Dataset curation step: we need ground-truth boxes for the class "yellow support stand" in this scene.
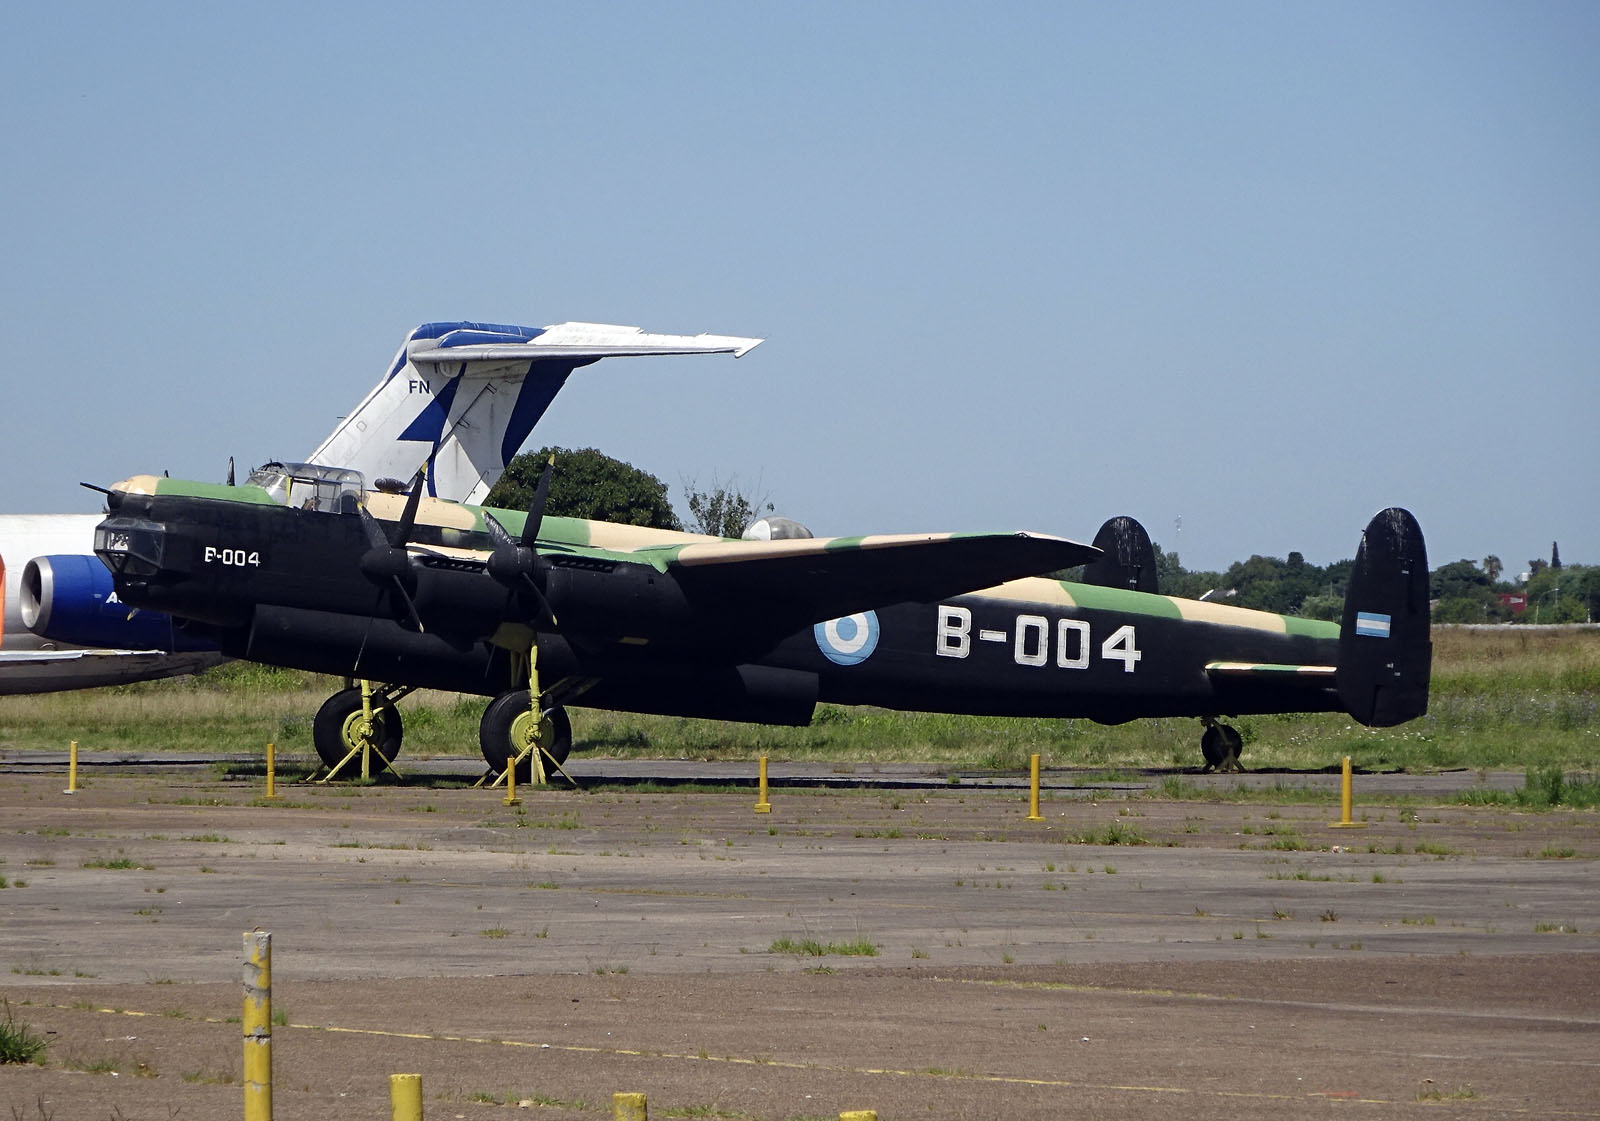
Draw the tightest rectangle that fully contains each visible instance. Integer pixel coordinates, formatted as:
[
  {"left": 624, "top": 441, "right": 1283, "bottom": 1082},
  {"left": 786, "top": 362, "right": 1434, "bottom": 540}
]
[
  {"left": 754, "top": 755, "right": 772, "bottom": 813},
  {"left": 64, "top": 740, "right": 78, "bottom": 795},
  {"left": 503, "top": 759, "right": 520, "bottom": 806},
  {"left": 614, "top": 1091, "right": 648, "bottom": 1120},
  {"left": 243, "top": 931, "right": 272, "bottom": 1121},
  {"left": 390, "top": 1073, "right": 423, "bottom": 1121},
  {"left": 264, "top": 742, "right": 279, "bottom": 800},
  {"left": 1026, "top": 753, "right": 1043, "bottom": 821},
  {"left": 1330, "top": 755, "right": 1368, "bottom": 828}
]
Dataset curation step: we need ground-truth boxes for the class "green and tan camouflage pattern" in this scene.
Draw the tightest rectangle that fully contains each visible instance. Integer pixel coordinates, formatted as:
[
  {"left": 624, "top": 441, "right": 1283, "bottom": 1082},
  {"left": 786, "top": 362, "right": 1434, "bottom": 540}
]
[{"left": 122, "top": 477, "right": 1344, "bottom": 639}]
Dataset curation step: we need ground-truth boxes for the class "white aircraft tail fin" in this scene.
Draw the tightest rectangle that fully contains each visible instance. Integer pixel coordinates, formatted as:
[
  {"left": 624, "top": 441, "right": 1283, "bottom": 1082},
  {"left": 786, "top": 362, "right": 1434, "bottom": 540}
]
[{"left": 307, "top": 321, "right": 762, "bottom": 503}]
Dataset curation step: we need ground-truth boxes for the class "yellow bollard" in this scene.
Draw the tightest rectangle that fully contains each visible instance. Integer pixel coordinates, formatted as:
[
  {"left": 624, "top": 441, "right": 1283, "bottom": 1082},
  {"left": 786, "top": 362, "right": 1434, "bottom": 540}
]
[
  {"left": 1330, "top": 755, "right": 1367, "bottom": 829},
  {"left": 613, "top": 1091, "right": 648, "bottom": 1120},
  {"left": 264, "top": 742, "right": 278, "bottom": 800},
  {"left": 839, "top": 1112, "right": 878, "bottom": 1121},
  {"left": 64, "top": 740, "right": 78, "bottom": 795},
  {"left": 243, "top": 931, "right": 272, "bottom": 1121},
  {"left": 503, "top": 758, "right": 520, "bottom": 806},
  {"left": 390, "top": 1073, "right": 423, "bottom": 1121},
  {"left": 754, "top": 755, "right": 772, "bottom": 814},
  {"left": 1026, "top": 753, "right": 1043, "bottom": 821}
]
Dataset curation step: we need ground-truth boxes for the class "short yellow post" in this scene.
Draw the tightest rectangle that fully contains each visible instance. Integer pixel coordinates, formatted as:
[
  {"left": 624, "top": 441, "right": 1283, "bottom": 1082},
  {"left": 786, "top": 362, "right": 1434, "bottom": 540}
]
[
  {"left": 64, "top": 740, "right": 78, "bottom": 795},
  {"left": 1330, "top": 755, "right": 1367, "bottom": 829},
  {"left": 390, "top": 1073, "right": 423, "bottom": 1121},
  {"left": 243, "top": 931, "right": 272, "bottom": 1121},
  {"left": 1026, "top": 753, "right": 1043, "bottom": 821},
  {"left": 503, "top": 758, "right": 520, "bottom": 806},
  {"left": 839, "top": 1111, "right": 878, "bottom": 1121},
  {"left": 264, "top": 742, "right": 278, "bottom": 800},
  {"left": 613, "top": 1091, "right": 648, "bottom": 1120},
  {"left": 754, "top": 756, "right": 772, "bottom": 814}
]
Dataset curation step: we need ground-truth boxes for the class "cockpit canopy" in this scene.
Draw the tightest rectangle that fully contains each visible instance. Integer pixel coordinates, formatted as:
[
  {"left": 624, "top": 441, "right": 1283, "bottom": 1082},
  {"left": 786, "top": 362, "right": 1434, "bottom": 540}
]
[{"left": 246, "top": 462, "right": 365, "bottom": 514}]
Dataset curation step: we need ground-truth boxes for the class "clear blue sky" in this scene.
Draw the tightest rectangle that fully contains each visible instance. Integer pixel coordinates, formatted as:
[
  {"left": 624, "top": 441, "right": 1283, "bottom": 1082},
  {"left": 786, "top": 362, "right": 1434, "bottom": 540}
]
[{"left": 4, "top": 2, "right": 1595, "bottom": 574}]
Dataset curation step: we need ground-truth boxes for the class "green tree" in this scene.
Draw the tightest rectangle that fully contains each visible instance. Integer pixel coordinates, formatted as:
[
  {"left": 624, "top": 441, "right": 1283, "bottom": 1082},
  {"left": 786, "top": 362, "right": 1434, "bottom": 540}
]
[
  {"left": 1519, "top": 563, "right": 1592, "bottom": 624},
  {"left": 1431, "top": 558, "right": 1506, "bottom": 623},
  {"left": 682, "top": 475, "right": 774, "bottom": 538},
  {"left": 484, "top": 447, "right": 681, "bottom": 529}
]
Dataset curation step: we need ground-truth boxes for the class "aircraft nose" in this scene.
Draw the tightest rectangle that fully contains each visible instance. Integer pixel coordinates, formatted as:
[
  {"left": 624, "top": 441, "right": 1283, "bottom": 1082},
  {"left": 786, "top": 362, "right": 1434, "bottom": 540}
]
[{"left": 93, "top": 515, "right": 168, "bottom": 578}]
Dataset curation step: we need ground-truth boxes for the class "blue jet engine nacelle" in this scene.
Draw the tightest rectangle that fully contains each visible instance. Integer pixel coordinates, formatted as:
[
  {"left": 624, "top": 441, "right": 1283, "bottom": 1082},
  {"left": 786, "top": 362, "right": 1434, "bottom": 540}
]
[{"left": 20, "top": 554, "right": 214, "bottom": 653}]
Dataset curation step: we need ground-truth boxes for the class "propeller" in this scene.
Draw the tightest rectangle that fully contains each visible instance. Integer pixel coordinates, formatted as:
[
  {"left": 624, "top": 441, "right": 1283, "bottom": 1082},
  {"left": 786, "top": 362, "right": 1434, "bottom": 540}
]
[
  {"left": 357, "top": 466, "right": 428, "bottom": 633},
  {"left": 483, "top": 455, "right": 557, "bottom": 627}
]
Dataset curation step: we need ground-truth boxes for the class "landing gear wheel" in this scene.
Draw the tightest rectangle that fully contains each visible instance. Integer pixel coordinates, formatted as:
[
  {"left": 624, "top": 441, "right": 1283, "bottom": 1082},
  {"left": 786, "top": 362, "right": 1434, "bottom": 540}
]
[
  {"left": 313, "top": 687, "right": 402, "bottom": 771},
  {"left": 1200, "top": 721, "right": 1244, "bottom": 772},
  {"left": 479, "top": 690, "right": 571, "bottom": 781}
]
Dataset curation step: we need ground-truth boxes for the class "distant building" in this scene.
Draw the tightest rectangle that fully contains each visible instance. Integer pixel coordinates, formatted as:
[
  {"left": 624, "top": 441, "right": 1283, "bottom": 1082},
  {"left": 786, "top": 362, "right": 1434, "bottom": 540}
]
[{"left": 1498, "top": 592, "right": 1528, "bottom": 615}]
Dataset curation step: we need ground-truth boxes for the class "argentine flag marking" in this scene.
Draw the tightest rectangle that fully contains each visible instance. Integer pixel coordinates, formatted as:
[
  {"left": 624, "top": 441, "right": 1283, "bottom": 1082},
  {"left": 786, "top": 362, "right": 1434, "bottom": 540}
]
[{"left": 1355, "top": 611, "right": 1392, "bottom": 639}]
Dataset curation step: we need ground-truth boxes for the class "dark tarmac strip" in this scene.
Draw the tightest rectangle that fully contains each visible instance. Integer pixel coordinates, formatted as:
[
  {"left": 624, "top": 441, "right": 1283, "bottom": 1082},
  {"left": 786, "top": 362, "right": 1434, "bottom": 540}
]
[{"left": 2, "top": 764, "right": 1597, "bottom": 1119}]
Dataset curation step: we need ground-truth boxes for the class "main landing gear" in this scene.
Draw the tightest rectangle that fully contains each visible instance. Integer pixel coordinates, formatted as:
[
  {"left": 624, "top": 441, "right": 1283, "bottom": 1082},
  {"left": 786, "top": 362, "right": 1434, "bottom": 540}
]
[
  {"left": 307, "top": 675, "right": 573, "bottom": 784},
  {"left": 479, "top": 690, "right": 572, "bottom": 781},
  {"left": 1200, "top": 716, "right": 1244, "bottom": 773},
  {"left": 312, "top": 681, "right": 415, "bottom": 780},
  {"left": 476, "top": 643, "right": 575, "bottom": 786}
]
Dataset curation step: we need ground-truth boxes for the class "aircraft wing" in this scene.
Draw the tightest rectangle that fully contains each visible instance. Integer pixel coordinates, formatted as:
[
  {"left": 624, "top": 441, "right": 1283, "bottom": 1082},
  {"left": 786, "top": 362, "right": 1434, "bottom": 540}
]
[
  {"left": 664, "top": 531, "right": 1099, "bottom": 637},
  {"left": 0, "top": 649, "right": 224, "bottom": 695}
]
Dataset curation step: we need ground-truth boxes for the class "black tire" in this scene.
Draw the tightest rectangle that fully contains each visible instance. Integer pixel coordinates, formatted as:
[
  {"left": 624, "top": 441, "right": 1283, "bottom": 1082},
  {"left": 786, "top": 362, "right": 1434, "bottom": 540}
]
[
  {"left": 313, "top": 687, "right": 402, "bottom": 772},
  {"left": 1220, "top": 724, "right": 1243, "bottom": 761},
  {"left": 479, "top": 690, "right": 572, "bottom": 780},
  {"left": 1200, "top": 724, "right": 1228, "bottom": 769}
]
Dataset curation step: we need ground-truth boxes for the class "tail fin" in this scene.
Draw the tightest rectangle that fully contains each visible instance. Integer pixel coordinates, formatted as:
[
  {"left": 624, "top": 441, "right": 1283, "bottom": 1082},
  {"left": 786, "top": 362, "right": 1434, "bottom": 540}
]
[
  {"left": 1080, "top": 515, "right": 1159, "bottom": 593},
  {"left": 307, "top": 321, "right": 762, "bottom": 504},
  {"left": 1337, "top": 507, "right": 1431, "bottom": 727}
]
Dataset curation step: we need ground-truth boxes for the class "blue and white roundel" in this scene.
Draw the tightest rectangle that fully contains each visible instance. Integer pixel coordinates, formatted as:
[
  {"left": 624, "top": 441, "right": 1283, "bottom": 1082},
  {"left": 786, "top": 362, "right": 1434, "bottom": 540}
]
[{"left": 814, "top": 611, "right": 880, "bottom": 666}]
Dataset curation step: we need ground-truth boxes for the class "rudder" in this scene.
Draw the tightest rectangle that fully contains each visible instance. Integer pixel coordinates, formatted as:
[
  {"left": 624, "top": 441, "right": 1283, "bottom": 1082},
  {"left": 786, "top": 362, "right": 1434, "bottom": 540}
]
[
  {"left": 1337, "top": 507, "right": 1431, "bottom": 727},
  {"left": 1080, "top": 516, "right": 1159, "bottom": 594}
]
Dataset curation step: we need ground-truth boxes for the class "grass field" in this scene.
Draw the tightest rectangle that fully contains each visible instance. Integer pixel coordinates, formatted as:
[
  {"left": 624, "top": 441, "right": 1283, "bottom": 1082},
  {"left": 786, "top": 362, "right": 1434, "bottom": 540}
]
[{"left": 1, "top": 626, "right": 1595, "bottom": 777}]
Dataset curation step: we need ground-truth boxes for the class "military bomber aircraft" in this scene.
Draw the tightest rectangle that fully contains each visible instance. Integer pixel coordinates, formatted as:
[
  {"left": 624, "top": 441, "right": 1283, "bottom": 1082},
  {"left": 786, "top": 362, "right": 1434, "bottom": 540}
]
[{"left": 87, "top": 457, "right": 1431, "bottom": 777}]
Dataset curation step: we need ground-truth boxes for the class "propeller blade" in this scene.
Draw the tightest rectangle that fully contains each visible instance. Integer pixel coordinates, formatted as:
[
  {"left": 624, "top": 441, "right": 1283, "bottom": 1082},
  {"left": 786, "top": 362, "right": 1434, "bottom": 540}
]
[
  {"left": 390, "top": 575, "right": 426, "bottom": 633},
  {"left": 482, "top": 509, "right": 515, "bottom": 550},
  {"left": 355, "top": 466, "right": 428, "bottom": 633},
  {"left": 520, "top": 575, "right": 556, "bottom": 628},
  {"left": 392, "top": 466, "right": 427, "bottom": 549},
  {"left": 521, "top": 456, "right": 555, "bottom": 548},
  {"left": 484, "top": 506, "right": 556, "bottom": 627},
  {"left": 357, "top": 504, "right": 390, "bottom": 551}
]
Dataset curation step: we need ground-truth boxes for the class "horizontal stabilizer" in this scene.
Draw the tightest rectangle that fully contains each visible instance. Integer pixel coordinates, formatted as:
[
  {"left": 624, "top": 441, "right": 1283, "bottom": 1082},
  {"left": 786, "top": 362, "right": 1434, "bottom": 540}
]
[
  {"left": 1207, "top": 661, "right": 1335, "bottom": 678},
  {"left": 309, "top": 320, "right": 762, "bottom": 506},
  {"left": 409, "top": 322, "right": 763, "bottom": 364}
]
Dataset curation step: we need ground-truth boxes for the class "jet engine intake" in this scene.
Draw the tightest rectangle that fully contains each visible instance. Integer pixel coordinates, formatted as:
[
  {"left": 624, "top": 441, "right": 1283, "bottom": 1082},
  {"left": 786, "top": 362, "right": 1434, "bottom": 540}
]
[{"left": 20, "top": 554, "right": 208, "bottom": 652}]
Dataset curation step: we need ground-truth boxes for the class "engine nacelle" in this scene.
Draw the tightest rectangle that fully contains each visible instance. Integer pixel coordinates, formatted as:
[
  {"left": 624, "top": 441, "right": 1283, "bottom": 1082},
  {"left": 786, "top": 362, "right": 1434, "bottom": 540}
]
[{"left": 20, "top": 555, "right": 212, "bottom": 652}]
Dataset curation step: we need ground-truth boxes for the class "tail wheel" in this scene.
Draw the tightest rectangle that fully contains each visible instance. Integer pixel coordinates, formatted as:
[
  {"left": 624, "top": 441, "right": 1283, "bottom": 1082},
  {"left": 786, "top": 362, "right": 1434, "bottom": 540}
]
[
  {"left": 313, "top": 687, "right": 402, "bottom": 771},
  {"left": 479, "top": 690, "right": 572, "bottom": 780},
  {"left": 1200, "top": 722, "right": 1243, "bottom": 772}
]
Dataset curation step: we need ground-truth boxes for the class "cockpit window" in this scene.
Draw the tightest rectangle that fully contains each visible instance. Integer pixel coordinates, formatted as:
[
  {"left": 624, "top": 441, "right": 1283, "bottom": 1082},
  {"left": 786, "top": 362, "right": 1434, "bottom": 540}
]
[{"left": 245, "top": 462, "right": 365, "bottom": 514}]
